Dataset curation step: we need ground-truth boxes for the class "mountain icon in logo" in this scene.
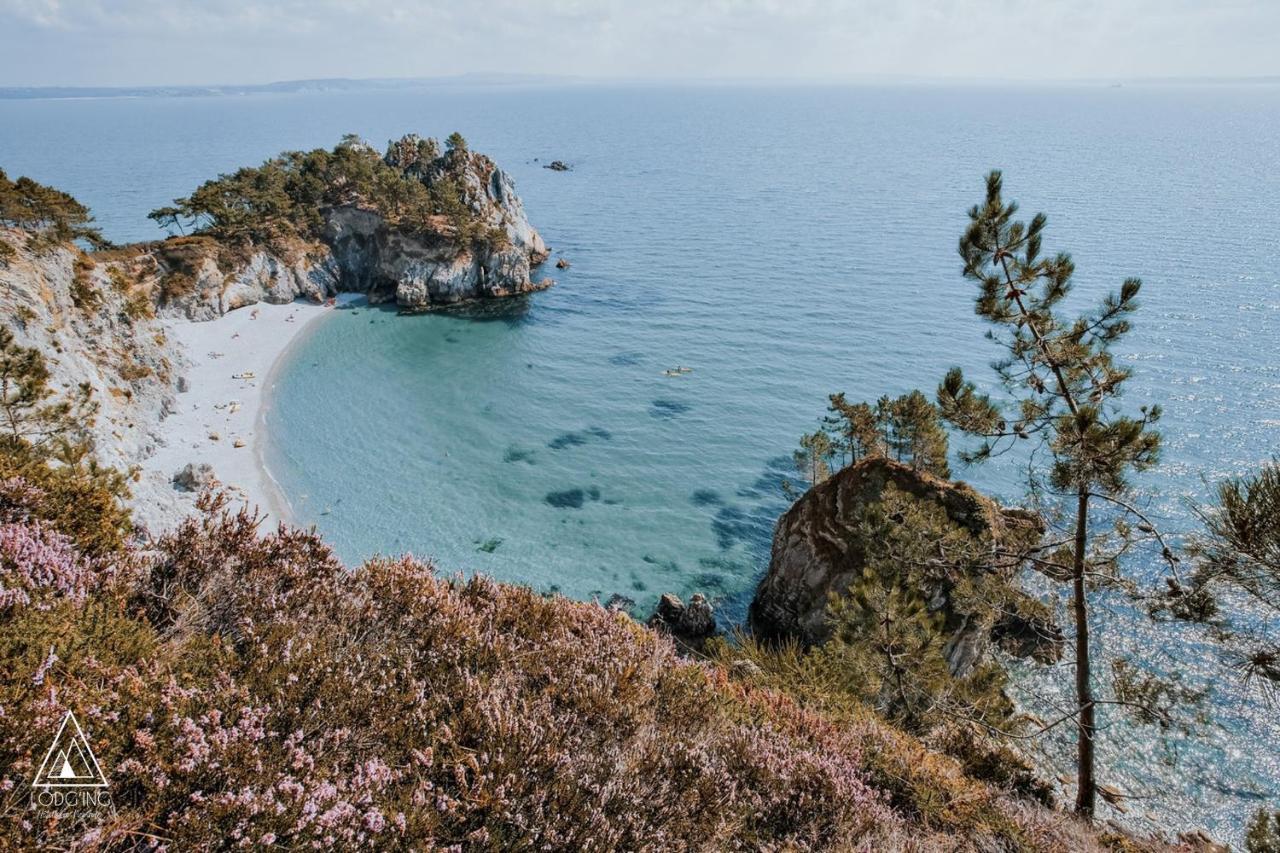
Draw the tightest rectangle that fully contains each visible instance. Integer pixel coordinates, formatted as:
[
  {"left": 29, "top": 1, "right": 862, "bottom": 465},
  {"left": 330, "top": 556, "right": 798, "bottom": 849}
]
[{"left": 33, "top": 712, "right": 107, "bottom": 788}]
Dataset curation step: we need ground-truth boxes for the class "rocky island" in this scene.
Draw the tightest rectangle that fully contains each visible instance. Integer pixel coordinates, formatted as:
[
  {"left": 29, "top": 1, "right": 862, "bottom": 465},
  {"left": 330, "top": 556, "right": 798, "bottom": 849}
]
[{"left": 146, "top": 132, "right": 551, "bottom": 317}]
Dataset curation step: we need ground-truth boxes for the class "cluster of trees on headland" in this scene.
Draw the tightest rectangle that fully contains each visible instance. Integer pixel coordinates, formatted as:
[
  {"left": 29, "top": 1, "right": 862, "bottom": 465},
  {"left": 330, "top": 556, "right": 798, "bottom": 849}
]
[
  {"left": 786, "top": 171, "right": 1280, "bottom": 843},
  {"left": 147, "top": 131, "right": 499, "bottom": 248},
  {"left": 0, "top": 168, "right": 107, "bottom": 257}
]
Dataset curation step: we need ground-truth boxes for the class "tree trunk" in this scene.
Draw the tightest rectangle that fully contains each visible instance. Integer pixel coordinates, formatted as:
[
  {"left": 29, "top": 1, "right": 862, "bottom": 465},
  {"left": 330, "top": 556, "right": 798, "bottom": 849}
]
[{"left": 1072, "top": 487, "right": 1096, "bottom": 818}]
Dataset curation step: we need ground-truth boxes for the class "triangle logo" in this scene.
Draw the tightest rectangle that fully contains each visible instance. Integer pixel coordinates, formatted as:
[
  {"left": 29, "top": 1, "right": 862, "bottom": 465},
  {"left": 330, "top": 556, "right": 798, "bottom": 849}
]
[{"left": 32, "top": 711, "right": 107, "bottom": 789}]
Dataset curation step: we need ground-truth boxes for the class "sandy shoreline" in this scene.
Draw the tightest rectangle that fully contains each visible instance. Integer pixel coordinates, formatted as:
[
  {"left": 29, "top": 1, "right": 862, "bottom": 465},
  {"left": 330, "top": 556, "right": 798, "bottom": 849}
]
[{"left": 134, "top": 298, "right": 345, "bottom": 532}]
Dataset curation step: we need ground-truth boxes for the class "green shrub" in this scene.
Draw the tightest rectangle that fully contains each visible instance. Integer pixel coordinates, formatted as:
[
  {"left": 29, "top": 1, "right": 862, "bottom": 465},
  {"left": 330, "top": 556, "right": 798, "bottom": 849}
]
[{"left": 150, "top": 134, "right": 491, "bottom": 250}]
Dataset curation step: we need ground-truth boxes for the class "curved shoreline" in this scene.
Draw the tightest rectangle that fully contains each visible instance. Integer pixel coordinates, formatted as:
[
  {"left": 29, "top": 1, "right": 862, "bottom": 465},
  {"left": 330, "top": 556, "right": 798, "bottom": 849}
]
[
  {"left": 254, "top": 293, "right": 367, "bottom": 528},
  {"left": 132, "top": 298, "right": 341, "bottom": 533}
]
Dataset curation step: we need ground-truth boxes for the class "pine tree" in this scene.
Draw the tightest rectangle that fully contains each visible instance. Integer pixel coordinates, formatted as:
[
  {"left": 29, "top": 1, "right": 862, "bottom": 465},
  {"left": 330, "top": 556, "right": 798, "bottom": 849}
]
[
  {"left": 889, "top": 390, "right": 950, "bottom": 478},
  {"left": 793, "top": 430, "right": 833, "bottom": 487},
  {"left": 1177, "top": 459, "right": 1280, "bottom": 695},
  {"left": 823, "top": 393, "right": 880, "bottom": 465},
  {"left": 1247, "top": 808, "right": 1280, "bottom": 853},
  {"left": 936, "top": 171, "right": 1165, "bottom": 817},
  {"left": 445, "top": 131, "right": 469, "bottom": 153},
  {"left": 819, "top": 391, "right": 949, "bottom": 478}
]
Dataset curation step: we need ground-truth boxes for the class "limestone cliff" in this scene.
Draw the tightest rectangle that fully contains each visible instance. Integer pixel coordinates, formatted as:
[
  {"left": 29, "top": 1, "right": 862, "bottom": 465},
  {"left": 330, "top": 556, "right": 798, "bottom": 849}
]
[
  {"left": 0, "top": 228, "right": 182, "bottom": 519},
  {"left": 749, "top": 456, "right": 1063, "bottom": 676},
  {"left": 150, "top": 136, "right": 551, "bottom": 319}
]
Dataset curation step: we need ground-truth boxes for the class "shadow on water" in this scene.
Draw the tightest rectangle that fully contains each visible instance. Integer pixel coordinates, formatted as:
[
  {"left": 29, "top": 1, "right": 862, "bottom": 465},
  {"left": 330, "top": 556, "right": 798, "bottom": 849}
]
[
  {"left": 649, "top": 399, "right": 692, "bottom": 419},
  {"left": 548, "top": 426, "right": 612, "bottom": 450},
  {"left": 690, "top": 489, "right": 722, "bottom": 507},
  {"left": 608, "top": 351, "right": 645, "bottom": 366},
  {"left": 706, "top": 455, "right": 797, "bottom": 625},
  {"left": 431, "top": 294, "right": 538, "bottom": 328}
]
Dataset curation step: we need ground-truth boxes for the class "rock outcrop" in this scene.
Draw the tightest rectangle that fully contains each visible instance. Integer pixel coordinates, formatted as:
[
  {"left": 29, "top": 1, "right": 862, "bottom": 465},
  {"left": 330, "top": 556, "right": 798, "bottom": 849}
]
[
  {"left": 172, "top": 462, "right": 218, "bottom": 492},
  {"left": 648, "top": 592, "right": 717, "bottom": 653},
  {"left": 150, "top": 137, "right": 550, "bottom": 320},
  {"left": 749, "top": 456, "right": 1061, "bottom": 675}
]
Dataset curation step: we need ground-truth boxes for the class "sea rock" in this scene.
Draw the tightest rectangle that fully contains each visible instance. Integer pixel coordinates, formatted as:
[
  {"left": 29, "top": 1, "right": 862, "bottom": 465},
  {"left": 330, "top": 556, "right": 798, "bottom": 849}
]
[
  {"left": 1177, "top": 829, "right": 1229, "bottom": 852},
  {"left": 544, "top": 160, "right": 571, "bottom": 172},
  {"left": 992, "top": 611, "right": 1065, "bottom": 664},
  {"left": 648, "top": 592, "right": 717, "bottom": 651},
  {"left": 605, "top": 593, "right": 636, "bottom": 612},
  {"left": 173, "top": 462, "right": 217, "bottom": 492},
  {"left": 748, "top": 456, "right": 1058, "bottom": 675},
  {"left": 556, "top": 258, "right": 571, "bottom": 269}
]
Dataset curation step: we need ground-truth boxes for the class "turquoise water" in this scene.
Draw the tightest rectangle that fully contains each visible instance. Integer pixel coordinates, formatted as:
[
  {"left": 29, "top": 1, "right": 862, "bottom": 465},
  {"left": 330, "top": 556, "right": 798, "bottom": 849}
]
[{"left": 3, "top": 83, "right": 1279, "bottom": 842}]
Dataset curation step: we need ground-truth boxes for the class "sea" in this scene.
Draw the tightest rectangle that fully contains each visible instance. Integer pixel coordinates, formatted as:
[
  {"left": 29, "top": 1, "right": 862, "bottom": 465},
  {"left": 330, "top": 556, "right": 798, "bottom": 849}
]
[{"left": 2, "top": 82, "right": 1277, "bottom": 844}]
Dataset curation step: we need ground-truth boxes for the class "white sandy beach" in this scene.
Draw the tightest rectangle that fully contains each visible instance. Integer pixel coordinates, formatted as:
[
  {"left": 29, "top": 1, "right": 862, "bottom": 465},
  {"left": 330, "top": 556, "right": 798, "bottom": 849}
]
[{"left": 133, "top": 298, "right": 342, "bottom": 533}]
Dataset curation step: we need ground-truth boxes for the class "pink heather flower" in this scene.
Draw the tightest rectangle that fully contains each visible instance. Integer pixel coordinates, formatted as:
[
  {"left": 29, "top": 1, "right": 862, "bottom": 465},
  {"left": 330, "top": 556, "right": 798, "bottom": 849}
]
[
  {"left": 0, "top": 477, "right": 44, "bottom": 522},
  {"left": 31, "top": 645, "right": 57, "bottom": 686},
  {"left": 0, "top": 520, "right": 95, "bottom": 612}
]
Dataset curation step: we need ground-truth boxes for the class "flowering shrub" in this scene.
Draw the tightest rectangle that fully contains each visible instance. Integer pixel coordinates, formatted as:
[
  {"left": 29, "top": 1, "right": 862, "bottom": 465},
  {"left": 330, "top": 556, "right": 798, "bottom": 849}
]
[
  {"left": 0, "top": 520, "right": 97, "bottom": 613},
  {"left": 0, "top": 490, "right": 1182, "bottom": 850}
]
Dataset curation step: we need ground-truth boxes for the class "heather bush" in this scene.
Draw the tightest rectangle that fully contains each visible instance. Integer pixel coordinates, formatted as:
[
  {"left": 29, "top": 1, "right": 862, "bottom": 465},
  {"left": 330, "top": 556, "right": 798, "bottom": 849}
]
[
  {"left": 0, "top": 491, "right": 1191, "bottom": 850},
  {"left": 0, "top": 498, "right": 904, "bottom": 849}
]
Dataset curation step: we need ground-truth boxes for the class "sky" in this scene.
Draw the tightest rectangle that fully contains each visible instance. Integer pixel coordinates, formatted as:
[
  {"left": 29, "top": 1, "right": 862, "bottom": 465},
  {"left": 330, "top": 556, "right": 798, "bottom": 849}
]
[{"left": 0, "top": 0, "right": 1277, "bottom": 88}]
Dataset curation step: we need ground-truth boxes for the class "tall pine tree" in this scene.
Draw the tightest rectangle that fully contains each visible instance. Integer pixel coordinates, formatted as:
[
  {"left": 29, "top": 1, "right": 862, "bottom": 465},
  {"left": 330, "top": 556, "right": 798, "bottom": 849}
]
[{"left": 936, "top": 171, "right": 1165, "bottom": 817}]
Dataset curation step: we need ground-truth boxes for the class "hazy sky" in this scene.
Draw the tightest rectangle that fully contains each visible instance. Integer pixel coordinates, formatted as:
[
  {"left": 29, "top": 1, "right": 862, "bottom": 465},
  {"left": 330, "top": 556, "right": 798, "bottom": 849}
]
[{"left": 1, "top": 0, "right": 1276, "bottom": 87}]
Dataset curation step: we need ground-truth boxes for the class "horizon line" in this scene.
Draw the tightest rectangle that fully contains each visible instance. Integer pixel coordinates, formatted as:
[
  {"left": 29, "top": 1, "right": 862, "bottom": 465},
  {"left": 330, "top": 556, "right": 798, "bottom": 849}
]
[{"left": 3, "top": 71, "right": 1279, "bottom": 100}]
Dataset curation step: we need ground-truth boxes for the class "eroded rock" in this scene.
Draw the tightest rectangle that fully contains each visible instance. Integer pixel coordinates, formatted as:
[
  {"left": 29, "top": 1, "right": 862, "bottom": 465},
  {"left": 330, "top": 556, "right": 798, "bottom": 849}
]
[
  {"left": 648, "top": 592, "right": 717, "bottom": 652},
  {"left": 173, "top": 462, "right": 217, "bottom": 492},
  {"left": 749, "top": 456, "right": 1059, "bottom": 675}
]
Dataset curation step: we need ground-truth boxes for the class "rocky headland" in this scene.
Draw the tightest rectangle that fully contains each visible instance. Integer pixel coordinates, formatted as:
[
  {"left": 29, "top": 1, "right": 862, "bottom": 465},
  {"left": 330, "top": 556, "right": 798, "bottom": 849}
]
[{"left": 147, "top": 133, "right": 551, "bottom": 319}]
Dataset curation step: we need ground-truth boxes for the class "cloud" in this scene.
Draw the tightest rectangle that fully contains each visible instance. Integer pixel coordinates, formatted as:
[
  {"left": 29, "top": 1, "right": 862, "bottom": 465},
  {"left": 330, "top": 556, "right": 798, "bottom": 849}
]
[{"left": 0, "top": 0, "right": 1276, "bottom": 86}]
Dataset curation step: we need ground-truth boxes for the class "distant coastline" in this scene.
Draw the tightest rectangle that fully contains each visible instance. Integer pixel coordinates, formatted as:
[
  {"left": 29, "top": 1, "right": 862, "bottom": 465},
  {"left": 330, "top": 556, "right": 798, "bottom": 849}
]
[
  {"left": 0, "top": 73, "right": 586, "bottom": 100},
  {"left": 4, "top": 73, "right": 1278, "bottom": 100}
]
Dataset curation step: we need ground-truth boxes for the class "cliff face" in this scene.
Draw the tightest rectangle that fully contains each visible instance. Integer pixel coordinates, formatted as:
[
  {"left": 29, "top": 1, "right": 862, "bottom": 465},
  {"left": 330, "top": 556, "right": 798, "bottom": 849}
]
[
  {"left": 151, "top": 141, "right": 550, "bottom": 320},
  {"left": 0, "top": 228, "right": 182, "bottom": 517},
  {"left": 749, "top": 456, "right": 1062, "bottom": 676}
]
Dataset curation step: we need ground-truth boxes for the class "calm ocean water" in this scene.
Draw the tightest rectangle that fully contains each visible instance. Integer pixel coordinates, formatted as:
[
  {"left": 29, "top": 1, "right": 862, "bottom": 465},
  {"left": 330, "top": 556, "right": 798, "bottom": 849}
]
[{"left": 2, "top": 83, "right": 1277, "bottom": 842}]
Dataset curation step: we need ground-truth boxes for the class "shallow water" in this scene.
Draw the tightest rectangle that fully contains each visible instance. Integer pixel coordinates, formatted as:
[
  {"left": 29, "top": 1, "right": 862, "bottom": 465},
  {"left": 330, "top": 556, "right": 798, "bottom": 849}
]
[{"left": 3, "top": 82, "right": 1278, "bottom": 842}]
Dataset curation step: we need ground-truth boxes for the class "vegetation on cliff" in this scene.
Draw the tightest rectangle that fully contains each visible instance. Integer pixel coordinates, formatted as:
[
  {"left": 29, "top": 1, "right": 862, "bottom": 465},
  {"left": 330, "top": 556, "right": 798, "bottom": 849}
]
[
  {"left": 148, "top": 133, "right": 502, "bottom": 250},
  {"left": 0, "top": 326, "right": 131, "bottom": 556},
  {"left": 0, "top": 168, "right": 107, "bottom": 252}
]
